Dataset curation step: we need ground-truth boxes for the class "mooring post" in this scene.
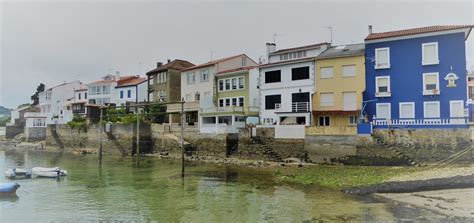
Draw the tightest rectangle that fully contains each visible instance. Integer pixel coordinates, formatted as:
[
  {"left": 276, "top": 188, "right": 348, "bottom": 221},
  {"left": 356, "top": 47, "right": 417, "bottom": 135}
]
[
  {"left": 180, "top": 101, "right": 185, "bottom": 178},
  {"left": 99, "top": 108, "right": 103, "bottom": 164},
  {"left": 136, "top": 108, "right": 140, "bottom": 165}
]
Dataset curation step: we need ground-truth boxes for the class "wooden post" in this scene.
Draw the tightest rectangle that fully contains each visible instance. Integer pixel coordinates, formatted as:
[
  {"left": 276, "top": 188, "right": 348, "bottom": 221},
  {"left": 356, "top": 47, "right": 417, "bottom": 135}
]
[
  {"left": 181, "top": 102, "right": 185, "bottom": 178},
  {"left": 136, "top": 108, "right": 140, "bottom": 165},
  {"left": 99, "top": 108, "right": 103, "bottom": 164}
]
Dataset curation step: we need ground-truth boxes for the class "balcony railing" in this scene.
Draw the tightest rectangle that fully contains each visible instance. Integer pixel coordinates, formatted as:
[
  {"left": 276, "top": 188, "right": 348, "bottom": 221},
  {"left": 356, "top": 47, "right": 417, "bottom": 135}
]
[
  {"left": 275, "top": 102, "right": 310, "bottom": 112},
  {"left": 372, "top": 118, "right": 467, "bottom": 126}
]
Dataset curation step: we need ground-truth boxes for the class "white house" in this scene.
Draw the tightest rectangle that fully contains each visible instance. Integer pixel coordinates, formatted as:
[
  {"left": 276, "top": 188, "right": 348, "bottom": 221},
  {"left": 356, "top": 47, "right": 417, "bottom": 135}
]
[
  {"left": 258, "top": 42, "right": 330, "bottom": 127},
  {"left": 38, "top": 80, "right": 83, "bottom": 124},
  {"left": 115, "top": 76, "right": 148, "bottom": 107},
  {"left": 87, "top": 74, "right": 118, "bottom": 106},
  {"left": 70, "top": 83, "right": 88, "bottom": 117}
]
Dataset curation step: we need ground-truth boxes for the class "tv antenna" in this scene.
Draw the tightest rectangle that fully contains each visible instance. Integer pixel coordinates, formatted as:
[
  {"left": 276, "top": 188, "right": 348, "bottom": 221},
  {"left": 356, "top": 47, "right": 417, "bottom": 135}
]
[{"left": 325, "top": 26, "right": 333, "bottom": 44}]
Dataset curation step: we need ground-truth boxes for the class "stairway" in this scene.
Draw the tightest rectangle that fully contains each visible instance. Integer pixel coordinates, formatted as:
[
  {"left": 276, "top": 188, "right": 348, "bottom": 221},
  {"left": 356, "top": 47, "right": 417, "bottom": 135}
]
[
  {"left": 371, "top": 134, "right": 419, "bottom": 166},
  {"left": 251, "top": 136, "right": 283, "bottom": 162}
]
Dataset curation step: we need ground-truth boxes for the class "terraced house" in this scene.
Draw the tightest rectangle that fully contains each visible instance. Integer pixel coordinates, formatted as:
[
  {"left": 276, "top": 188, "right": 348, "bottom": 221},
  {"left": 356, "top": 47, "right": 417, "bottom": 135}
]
[
  {"left": 170, "top": 54, "right": 257, "bottom": 127},
  {"left": 310, "top": 43, "right": 365, "bottom": 135},
  {"left": 363, "top": 25, "right": 473, "bottom": 128},
  {"left": 199, "top": 66, "right": 260, "bottom": 133}
]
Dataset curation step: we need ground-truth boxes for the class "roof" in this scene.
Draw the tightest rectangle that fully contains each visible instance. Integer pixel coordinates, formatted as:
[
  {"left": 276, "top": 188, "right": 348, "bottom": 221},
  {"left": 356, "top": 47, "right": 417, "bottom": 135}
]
[
  {"left": 146, "top": 59, "right": 195, "bottom": 75},
  {"left": 316, "top": 43, "right": 365, "bottom": 60},
  {"left": 365, "top": 25, "right": 474, "bottom": 41},
  {"left": 116, "top": 76, "right": 147, "bottom": 88},
  {"left": 258, "top": 57, "right": 317, "bottom": 69},
  {"left": 182, "top": 54, "right": 248, "bottom": 71},
  {"left": 74, "top": 83, "right": 88, "bottom": 91},
  {"left": 270, "top": 42, "right": 330, "bottom": 55},
  {"left": 46, "top": 80, "right": 82, "bottom": 91},
  {"left": 215, "top": 66, "right": 257, "bottom": 76},
  {"left": 90, "top": 75, "right": 135, "bottom": 85}
]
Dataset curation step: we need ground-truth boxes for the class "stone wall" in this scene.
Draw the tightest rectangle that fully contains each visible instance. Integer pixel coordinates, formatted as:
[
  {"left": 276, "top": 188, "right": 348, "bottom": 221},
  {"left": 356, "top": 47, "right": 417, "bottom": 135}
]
[
  {"left": 356, "top": 128, "right": 473, "bottom": 163},
  {"left": 304, "top": 135, "right": 357, "bottom": 163},
  {"left": 25, "top": 127, "right": 46, "bottom": 142},
  {"left": 5, "top": 125, "right": 23, "bottom": 139}
]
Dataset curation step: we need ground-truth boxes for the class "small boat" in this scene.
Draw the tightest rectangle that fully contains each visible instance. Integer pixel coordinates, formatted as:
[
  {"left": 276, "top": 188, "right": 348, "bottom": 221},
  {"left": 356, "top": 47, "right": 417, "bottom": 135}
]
[
  {"left": 32, "top": 167, "right": 68, "bottom": 178},
  {"left": 0, "top": 183, "right": 20, "bottom": 196},
  {"left": 4, "top": 168, "right": 32, "bottom": 179}
]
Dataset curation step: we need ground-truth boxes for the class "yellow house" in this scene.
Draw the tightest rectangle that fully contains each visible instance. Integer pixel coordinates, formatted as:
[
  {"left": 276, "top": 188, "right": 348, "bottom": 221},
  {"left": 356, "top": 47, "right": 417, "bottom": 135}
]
[{"left": 310, "top": 43, "right": 365, "bottom": 135}]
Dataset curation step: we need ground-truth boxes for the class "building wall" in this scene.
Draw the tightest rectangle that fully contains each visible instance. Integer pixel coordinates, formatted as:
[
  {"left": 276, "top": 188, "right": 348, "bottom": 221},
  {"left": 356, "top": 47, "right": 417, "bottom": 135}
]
[
  {"left": 268, "top": 46, "right": 328, "bottom": 63},
  {"left": 364, "top": 32, "right": 468, "bottom": 127},
  {"left": 313, "top": 55, "right": 365, "bottom": 111},
  {"left": 87, "top": 82, "right": 117, "bottom": 105},
  {"left": 215, "top": 55, "right": 257, "bottom": 72},
  {"left": 181, "top": 65, "right": 216, "bottom": 105},
  {"left": 39, "top": 81, "right": 82, "bottom": 124}
]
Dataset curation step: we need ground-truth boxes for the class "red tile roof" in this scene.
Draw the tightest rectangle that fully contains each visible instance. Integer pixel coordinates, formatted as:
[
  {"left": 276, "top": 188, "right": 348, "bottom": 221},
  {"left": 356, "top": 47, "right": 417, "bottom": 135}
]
[
  {"left": 116, "top": 76, "right": 146, "bottom": 87},
  {"left": 182, "top": 54, "right": 248, "bottom": 71},
  {"left": 146, "top": 59, "right": 195, "bottom": 75},
  {"left": 365, "top": 25, "right": 473, "bottom": 40},
  {"left": 215, "top": 66, "right": 257, "bottom": 75},
  {"left": 270, "top": 42, "right": 330, "bottom": 55}
]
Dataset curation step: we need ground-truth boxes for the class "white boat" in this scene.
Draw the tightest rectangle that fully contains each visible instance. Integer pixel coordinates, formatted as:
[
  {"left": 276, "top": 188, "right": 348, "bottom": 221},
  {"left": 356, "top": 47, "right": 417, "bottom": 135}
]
[
  {"left": 31, "top": 167, "right": 68, "bottom": 178},
  {"left": 4, "top": 168, "right": 32, "bottom": 179}
]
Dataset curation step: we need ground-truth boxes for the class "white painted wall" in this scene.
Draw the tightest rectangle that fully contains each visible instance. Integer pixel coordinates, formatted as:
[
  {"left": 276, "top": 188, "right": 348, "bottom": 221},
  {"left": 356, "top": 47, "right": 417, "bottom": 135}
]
[
  {"left": 248, "top": 68, "right": 260, "bottom": 108},
  {"left": 38, "top": 81, "right": 82, "bottom": 124},
  {"left": 181, "top": 66, "right": 216, "bottom": 105},
  {"left": 268, "top": 46, "right": 328, "bottom": 63},
  {"left": 87, "top": 82, "right": 117, "bottom": 105},
  {"left": 275, "top": 125, "right": 306, "bottom": 139},
  {"left": 259, "top": 61, "right": 315, "bottom": 125}
]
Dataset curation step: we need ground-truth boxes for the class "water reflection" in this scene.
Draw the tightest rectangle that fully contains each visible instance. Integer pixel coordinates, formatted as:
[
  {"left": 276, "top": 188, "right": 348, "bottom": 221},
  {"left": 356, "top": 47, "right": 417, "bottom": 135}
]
[{"left": 0, "top": 150, "right": 447, "bottom": 222}]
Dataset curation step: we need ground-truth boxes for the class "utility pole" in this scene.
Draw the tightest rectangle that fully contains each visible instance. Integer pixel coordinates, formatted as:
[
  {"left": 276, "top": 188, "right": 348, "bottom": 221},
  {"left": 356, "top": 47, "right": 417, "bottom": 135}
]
[
  {"left": 180, "top": 101, "right": 185, "bottom": 178},
  {"left": 136, "top": 108, "right": 140, "bottom": 166},
  {"left": 99, "top": 108, "right": 103, "bottom": 164}
]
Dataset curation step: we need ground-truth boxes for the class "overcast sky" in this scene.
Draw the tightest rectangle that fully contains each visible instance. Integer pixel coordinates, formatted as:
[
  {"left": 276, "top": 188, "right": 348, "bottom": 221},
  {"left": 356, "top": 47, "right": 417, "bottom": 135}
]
[{"left": 1, "top": 0, "right": 473, "bottom": 108}]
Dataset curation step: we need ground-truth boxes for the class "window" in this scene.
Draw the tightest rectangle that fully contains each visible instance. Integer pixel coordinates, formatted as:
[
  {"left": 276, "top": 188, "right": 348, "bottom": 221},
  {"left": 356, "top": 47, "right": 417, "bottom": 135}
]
[
  {"left": 342, "top": 65, "right": 356, "bottom": 77},
  {"left": 265, "top": 70, "right": 281, "bottom": 83},
  {"left": 375, "top": 76, "right": 391, "bottom": 97},
  {"left": 422, "top": 42, "right": 439, "bottom": 65},
  {"left": 292, "top": 66, "right": 310, "bottom": 80},
  {"left": 85, "top": 93, "right": 87, "bottom": 99},
  {"left": 349, "top": 116, "right": 358, "bottom": 125},
  {"left": 225, "top": 98, "right": 231, "bottom": 106},
  {"left": 423, "top": 73, "right": 440, "bottom": 95},
  {"left": 450, "top": 100, "right": 464, "bottom": 118},
  {"left": 225, "top": 79, "right": 231, "bottom": 90},
  {"left": 127, "top": 90, "right": 131, "bottom": 98},
  {"left": 376, "top": 103, "right": 391, "bottom": 119},
  {"left": 78, "top": 93, "right": 81, "bottom": 100},
  {"left": 195, "top": 92, "right": 200, "bottom": 101},
  {"left": 342, "top": 92, "right": 357, "bottom": 111},
  {"left": 232, "top": 98, "right": 237, "bottom": 106},
  {"left": 201, "top": 70, "right": 209, "bottom": 82},
  {"left": 423, "top": 101, "right": 440, "bottom": 118},
  {"left": 187, "top": 73, "right": 195, "bottom": 85},
  {"left": 238, "top": 77, "right": 244, "bottom": 89},
  {"left": 375, "top": 47, "right": 390, "bottom": 69},
  {"left": 319, "top": 116, "right": 330, "bottom": 126},
  {"left": 239, "top": 97, "right": 244, "bottom": 107},
  {"left": 265, "top": 95, "right": 281, "bottom": 110},
  {"left": 320, "top": 93, "right": 334, "bottom": 107},
  {"left": 219, "top": 99, "right": 224, "bottom": 107},
  {"left": 232, "top": 78, "right": 237, "bottom": 90},
  {"left": 219, "top": 80, "right": 224, "bottom": 91},
  {"left": 120, "top": 91, "right": 124, "bottom": 99},
  {"left": 399, "top": 102, "right": 415, "bottom": 119},
  {"left": 102, "top": 86, "right": 110, "bottom": 94},
  {"left": 320, "top": 67, "right": 333, "bottom": 79}
]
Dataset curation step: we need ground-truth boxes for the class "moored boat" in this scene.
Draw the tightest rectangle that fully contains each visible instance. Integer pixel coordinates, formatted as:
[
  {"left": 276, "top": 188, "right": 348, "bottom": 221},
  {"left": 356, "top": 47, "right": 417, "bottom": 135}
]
[
  {"left": 0, "top": 183, "right": 20, "bottom": 196},
  {"left": 31, "top": 167, "right": 68, "bottom": 178},
  {"left": 4, "top": 168, "right": 32, "bottom": 179}
]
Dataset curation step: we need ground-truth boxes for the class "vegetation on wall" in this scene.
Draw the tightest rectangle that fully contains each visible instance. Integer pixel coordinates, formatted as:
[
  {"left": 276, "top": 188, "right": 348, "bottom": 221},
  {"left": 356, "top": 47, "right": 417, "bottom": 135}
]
[
  {"left": 67, "top": 115, "right": 87, "bottom": 131},
  {"left": 0, "top": 117, "right": 11, "bottom": 127}
]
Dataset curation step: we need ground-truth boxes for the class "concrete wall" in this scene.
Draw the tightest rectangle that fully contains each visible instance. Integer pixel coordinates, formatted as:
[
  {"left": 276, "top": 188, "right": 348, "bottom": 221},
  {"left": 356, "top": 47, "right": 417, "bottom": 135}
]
[
  {"left": 306, "top": 126, "right": 357, "bottom": 136},
  {"left": 305, "top": 135, "right": 357, "bottom": 163},
  {"left": 25, "top": 127, "right": 46, "bottom": 142},
  {"left": 275, "top": 125, "right": 305, "bottom": 139},
  {"left": 5, "top": 125, "right": 23, "bottom": 139}
]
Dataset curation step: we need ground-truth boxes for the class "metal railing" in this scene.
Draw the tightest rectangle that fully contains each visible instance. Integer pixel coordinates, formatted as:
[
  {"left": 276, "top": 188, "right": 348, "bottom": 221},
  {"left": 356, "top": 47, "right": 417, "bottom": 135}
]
[
  {"left": 275, "top": 102, "right": 310, "bottom": 112},
  {"left": 372, "top": 118, "right": 467, "bottom": 126}
]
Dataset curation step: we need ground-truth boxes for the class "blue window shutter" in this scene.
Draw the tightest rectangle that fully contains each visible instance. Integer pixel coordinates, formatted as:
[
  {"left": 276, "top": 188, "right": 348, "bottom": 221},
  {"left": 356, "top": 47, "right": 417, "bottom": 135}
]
[
  {"left": 128, "top": 90, "right": 131, "bottom": 98},
  {"left": 120, "top": 91, "right": 123, "bottom": 99}
]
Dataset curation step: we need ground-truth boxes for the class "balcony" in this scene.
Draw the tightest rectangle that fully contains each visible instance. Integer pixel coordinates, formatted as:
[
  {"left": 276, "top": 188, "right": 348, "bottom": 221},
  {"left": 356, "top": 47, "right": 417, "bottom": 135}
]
[
  {"left": 422, "top": 89, "right": 440, "bottom": 96},
  {"left": 372, "top": 118, "right": 467, "bottom": 126},
  {"left": 275, "top": 102, "right": 310, "bottom": 112}
]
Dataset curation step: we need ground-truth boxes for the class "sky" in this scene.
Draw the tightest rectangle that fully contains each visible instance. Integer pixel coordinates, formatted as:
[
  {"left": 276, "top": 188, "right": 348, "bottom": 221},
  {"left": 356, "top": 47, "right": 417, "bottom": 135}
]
[{"left": 1, "top": 0, "right": 473, "bottom": 109}]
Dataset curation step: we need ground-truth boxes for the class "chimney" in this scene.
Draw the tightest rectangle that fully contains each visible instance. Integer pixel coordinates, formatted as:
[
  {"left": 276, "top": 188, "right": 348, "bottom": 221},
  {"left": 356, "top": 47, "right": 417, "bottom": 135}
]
[
  {"left": 157, "top": 62, "right": 163, "bottom": 68},
  {"left": 167, "top": 59, "right": 171, "bottom": 63},
  {"left": 266, "top": 43, "right": 276, "bottom": 62},
  {"left": 368, "top": 25, "right": 373, "bottom": 34}
]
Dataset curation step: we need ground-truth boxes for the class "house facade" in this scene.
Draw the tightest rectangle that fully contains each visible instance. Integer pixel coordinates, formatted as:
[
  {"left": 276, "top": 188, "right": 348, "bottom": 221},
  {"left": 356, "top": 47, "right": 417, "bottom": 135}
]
[
  {"left": 115, "top": 76, "right": 147, "bottom": 107},
  {"left": 169, "top": 54, "right": 257, "bottom": 126},
  {"left": 146, "top": 59, "right": 194, "bottom": 123},
  {"left": 311, "top": 44, "right": 365, "bottom": 135},
  {"left": 363, "top": 25, "right": 473, "bottom": 128},
  {"left": 38, "top": 80, "right": 83, "bottom": 124},
  {"left": 87, "top": 74, "right": 118, "bottom": 106},
  {"left": 199, "top": 67, "right": 260, "bottom": 133},
  {"left": 70, "top": 83, "right": 88, "bottom": 116},
  {"left": 259, "top": 42, "right": 330, "bottom": 126}
]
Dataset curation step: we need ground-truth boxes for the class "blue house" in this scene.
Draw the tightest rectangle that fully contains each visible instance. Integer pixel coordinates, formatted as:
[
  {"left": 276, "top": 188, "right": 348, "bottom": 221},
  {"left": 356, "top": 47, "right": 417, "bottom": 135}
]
[{"left": 363, "top": 25, "right": 473, "bottom": 129}]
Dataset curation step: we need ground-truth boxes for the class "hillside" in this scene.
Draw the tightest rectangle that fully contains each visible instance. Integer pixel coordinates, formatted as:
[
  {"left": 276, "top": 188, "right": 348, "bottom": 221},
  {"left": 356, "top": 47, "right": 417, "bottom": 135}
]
[{"left": 0, "top": 106, "right": 11, "bottom": 115}]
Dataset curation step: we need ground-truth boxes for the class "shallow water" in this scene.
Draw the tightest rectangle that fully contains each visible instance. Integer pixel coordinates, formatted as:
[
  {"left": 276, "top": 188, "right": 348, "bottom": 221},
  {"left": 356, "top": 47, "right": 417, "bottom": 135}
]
[{"left": 0, "top": 150, "right": 448, "bottom": 222}]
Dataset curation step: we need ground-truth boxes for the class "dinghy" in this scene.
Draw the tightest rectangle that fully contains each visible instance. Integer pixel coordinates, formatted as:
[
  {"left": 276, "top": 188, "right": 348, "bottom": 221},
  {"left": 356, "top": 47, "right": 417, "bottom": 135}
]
[
  {"left": 4, "top": 168, "right": 32, "bottom": 179},
  {"left": 32, "top": 167, "right": 68, "bottom": 178},
  {"left": 0, "top": 183, "right": 20, "bottom": 196}
]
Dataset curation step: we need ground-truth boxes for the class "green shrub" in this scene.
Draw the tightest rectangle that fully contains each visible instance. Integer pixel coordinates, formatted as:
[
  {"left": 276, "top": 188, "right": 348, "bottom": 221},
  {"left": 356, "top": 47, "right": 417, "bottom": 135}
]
[{"left": 67, "top": 115, "right": 87, "bottom": 131}]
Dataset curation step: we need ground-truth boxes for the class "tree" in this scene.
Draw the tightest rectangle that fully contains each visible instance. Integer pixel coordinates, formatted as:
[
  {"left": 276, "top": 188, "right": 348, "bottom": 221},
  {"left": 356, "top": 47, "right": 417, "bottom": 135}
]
[{"left": 31, "top": 83, "right": 45, "bottom": 106}]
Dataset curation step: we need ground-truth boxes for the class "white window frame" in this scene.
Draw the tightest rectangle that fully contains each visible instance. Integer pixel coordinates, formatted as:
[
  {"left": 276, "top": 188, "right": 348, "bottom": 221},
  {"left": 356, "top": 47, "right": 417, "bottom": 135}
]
[
  {"left": 187, "top": 73, "right": 195, "bottom": 85},
  {"left": 423, "top": 101, "right": 440, "bottom": 118},
  {"left": 399, "top": 102, "right": 415, "bottom": 119},
  {"left": 376, "top": 103, "right": 391, "bottom": 119},
  {"left": 200, "top": 69, "right": 209, "bottom": 82},
  {"left": 342, "top": 64, "right": 357, "bottom": 77},
  {"left": 219, "top": 76, "right": 245, "bottom": 92},
  {"left": 349, "top": 115, "right": 358, "bottom": 125},
  {"left": 375, "top": 76, "right": 391, "bottom": 97},
  {"left": 422, "top": 72, "right": 440, "bottom": 95},
  {"left": 422, "top": 42, "right": 439, "bottom": 66},
  {"left": 375, "top": 47, "right": 390, "bottom": 69},
  {"left": 320, "top": 66, "right": 334, "bottom": 79},
  {"left": 449, "top": 100, "right": 465, "bottom": 118}
]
